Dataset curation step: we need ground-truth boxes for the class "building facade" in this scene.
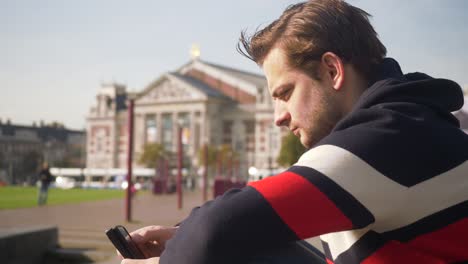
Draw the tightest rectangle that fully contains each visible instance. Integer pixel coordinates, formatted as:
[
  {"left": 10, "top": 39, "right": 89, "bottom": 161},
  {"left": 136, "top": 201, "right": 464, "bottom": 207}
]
[
  {"left": 86, "top": 64, "right": 468, "bottom": 182},
  {"left": 86, "top": 59, "right": 285, "bottom": 178},
  {"left": 0, "top": 120, "right": 86, "bottom": 184}
]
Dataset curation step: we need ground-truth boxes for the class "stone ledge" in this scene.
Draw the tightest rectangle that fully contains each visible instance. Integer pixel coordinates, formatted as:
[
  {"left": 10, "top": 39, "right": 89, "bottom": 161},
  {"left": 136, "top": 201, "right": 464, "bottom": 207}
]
[{"left": 0, "top": 226, "right": 58, "bottom": 264}]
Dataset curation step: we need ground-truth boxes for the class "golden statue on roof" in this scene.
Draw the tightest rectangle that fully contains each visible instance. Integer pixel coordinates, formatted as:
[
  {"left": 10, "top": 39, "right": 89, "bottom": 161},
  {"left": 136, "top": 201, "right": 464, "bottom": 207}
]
[{"left": 190, "top": 43, "right": 201, "bottom": 60}]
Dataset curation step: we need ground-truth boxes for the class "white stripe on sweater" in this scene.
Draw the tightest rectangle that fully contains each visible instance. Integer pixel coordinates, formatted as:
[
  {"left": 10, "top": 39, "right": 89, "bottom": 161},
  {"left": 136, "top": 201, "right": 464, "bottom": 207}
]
[{"left": 295, "top": 144, "right": 467, "bottom": 259}]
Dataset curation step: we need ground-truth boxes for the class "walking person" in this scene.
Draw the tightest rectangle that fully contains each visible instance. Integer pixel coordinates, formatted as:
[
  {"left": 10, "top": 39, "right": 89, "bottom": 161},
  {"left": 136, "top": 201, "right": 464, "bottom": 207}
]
[{"left": 37, "top": 162, "right": 54, "bottom": 206}]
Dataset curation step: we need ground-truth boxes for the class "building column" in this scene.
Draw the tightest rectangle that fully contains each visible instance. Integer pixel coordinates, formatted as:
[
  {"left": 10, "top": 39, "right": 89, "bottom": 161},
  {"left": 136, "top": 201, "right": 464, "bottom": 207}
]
[
  {"left": 134, "top": 113, "right": 145, "bottom": 157},
  {"left": 202, "top": 107, "right": 209, "bottom": 145},
  {"left": 155, "top": 112, "right": 162, "bottom": 143},
  {"left": 189, "top": 111, "right": 196, "bottom": 156},
  {"left": 172, "top": 112, "right": 179, "bottom": 153}
]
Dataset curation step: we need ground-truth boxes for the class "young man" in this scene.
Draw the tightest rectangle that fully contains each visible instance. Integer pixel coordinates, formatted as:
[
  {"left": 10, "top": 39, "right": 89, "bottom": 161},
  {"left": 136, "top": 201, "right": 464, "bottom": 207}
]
[
  {"left": 121, "top": 1, "right": 467, "bottom": 263},
  {"left": 37, "top": 162, "right": 54, "bottom": 205}
]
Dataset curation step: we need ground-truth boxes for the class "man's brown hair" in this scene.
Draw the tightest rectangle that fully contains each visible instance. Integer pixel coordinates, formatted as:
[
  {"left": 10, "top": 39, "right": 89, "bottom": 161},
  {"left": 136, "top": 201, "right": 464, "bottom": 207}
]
[{"left": 238, "top": 0, "right": 387, "bottom": 80}]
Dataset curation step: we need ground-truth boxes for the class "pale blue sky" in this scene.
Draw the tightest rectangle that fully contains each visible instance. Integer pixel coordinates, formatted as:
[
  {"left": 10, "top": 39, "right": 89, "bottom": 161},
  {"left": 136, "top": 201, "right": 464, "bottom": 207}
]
[{"left": 1, "top": 0, "right": 467, "bottom": 130}]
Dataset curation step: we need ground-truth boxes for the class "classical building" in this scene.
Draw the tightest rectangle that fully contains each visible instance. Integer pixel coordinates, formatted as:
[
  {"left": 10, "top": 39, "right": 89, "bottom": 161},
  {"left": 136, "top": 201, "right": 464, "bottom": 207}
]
[
  {"left": 85, "top": 64, "right": 468, "bottom": 181},
  {"left": 86, "top": 59, "right": 285, "bottom": 178},
  {"left": 0, "top": 120, "right": 86, "bottom": 184}
]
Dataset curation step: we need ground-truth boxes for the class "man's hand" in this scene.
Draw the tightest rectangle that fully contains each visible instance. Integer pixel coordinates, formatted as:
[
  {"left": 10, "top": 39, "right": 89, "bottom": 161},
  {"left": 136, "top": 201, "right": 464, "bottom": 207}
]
[{"left": 116, "top": 225, "right": 177, "bottom": 263}]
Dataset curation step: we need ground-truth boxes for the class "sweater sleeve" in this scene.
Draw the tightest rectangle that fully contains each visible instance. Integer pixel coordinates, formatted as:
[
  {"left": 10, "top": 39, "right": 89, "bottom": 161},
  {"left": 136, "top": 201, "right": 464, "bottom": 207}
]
[{"left": 160, "top": 145, "right": 375, "bottom": 264}]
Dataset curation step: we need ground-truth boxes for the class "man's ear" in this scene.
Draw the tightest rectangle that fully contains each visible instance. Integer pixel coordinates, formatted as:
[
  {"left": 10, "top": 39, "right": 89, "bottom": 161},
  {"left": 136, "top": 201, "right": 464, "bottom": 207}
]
[{"left": 320, "top": 52, "right": 345, "bottom": 91}]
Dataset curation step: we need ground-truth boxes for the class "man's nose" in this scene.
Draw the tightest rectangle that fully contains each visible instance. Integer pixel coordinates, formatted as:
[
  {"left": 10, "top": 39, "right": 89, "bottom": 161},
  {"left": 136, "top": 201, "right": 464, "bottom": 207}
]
[{"left": 274, "top": 101, "right": 290, "bottom": 127}]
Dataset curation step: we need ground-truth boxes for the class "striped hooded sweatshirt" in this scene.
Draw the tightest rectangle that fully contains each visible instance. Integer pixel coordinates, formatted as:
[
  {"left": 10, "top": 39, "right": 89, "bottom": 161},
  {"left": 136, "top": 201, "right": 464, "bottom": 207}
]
[{"left": 160, "top": 58, "right": 468, "bottom": 264}]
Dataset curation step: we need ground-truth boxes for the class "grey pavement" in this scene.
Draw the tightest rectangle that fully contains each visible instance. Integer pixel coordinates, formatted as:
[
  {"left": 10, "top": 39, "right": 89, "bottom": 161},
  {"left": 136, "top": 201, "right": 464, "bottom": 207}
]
[
  {"left": 0, "top": 189, "right": 322, "bottom": 264},
  {"left": 1, "top": 190, "right": 205, "bottom": 264}
]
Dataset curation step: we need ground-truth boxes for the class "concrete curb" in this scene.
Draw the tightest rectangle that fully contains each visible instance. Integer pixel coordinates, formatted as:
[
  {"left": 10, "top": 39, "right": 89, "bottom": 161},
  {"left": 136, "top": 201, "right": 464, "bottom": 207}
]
[{"left": 0, "top": 226, "right": 58, "bottom": 264}]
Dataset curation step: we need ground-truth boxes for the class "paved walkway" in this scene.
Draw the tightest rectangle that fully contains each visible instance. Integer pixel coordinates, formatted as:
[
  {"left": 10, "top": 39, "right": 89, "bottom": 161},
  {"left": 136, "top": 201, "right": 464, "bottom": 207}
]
[
  {"left": 0, "top": 189, "right": 322, "bottom": 263},
  {"left": 0, "top": 190, "right": 204, "bottom": 232},
  {"left": 1, "top": 190, "right": 205, "bottom": 263}
]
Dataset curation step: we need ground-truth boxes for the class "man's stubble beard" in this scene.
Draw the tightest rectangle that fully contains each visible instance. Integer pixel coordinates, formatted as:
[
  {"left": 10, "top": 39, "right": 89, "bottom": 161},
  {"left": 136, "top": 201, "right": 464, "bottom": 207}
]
[{"left": 301, "top": 97, "right": 343, "bottom": 149}]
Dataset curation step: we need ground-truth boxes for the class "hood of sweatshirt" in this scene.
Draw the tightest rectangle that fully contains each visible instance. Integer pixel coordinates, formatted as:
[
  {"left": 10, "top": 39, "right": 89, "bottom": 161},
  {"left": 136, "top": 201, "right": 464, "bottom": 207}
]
[
  {"left": 321, "top": 58, "right": 467, "bottom": 187},
  {"left": 353, "top": 58, "right": 464, "bottom": 125}
]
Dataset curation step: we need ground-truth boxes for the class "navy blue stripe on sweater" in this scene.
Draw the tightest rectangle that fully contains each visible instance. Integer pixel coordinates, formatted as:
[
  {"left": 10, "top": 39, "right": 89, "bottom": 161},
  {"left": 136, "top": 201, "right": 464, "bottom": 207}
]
[
  {"left": 320, "top": 105, "right": 468, "bottom": 187},
  {"left": 161, "top": 186, "right": 298, "bottom": 264},
  {"left": 288, "top": 166, "right": 374, "bottom": 229},
  {"left": 382, "top": 201, "right": 468, "bottom": 242},
  {"left": 333, "top": 231, "right": 386, "bottom": 264}
]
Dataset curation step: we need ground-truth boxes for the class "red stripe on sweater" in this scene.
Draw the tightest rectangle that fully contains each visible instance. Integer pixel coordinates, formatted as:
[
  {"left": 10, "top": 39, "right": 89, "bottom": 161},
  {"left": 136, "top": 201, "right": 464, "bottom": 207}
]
[
  {"left": 362, "top": 241, "right": 446, "bottom": 264},
  {"left": 248, "top": 172, "right": 352, "bottom": 238},
  {"left": 407, "top": 218, "right": 468, "bottom": 263}
]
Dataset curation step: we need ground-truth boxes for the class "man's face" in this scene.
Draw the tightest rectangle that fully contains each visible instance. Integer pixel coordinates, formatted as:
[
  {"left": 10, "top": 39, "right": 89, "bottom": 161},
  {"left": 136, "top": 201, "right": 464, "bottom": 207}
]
[{"left": 262, "top": 48, "right": 342, "bottom": 148}]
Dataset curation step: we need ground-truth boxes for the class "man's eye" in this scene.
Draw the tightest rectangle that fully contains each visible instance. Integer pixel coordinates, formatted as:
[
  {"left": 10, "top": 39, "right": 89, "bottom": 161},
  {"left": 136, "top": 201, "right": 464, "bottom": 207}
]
[{"left": 279, "top": 89, "right": 292, "bottom": 100}]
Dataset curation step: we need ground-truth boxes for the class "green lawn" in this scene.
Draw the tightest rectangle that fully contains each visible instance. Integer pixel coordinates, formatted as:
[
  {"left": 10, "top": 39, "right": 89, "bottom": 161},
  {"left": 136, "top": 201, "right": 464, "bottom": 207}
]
[{"left": 0, "top": 186, "right": 126, "bottom": 210}]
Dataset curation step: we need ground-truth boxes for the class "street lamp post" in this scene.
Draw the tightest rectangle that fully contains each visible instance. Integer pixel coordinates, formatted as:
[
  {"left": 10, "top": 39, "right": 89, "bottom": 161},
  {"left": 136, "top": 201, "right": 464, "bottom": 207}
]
[
  {"left": 125, "top": 99, "right": 135, "bottom": 222},
  {"left": 177, "top": 122, "right": 183, "bottom": 209}
]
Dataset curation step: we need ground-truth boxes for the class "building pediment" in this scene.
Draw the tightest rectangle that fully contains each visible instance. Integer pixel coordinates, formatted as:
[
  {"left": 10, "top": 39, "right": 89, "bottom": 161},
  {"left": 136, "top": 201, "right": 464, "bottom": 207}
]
[
  {"left": 178, "top": 59, "right": 266, "bottom": 97},
  {"left": 136, "top": 73, "right": 208, "bottom": 104}
]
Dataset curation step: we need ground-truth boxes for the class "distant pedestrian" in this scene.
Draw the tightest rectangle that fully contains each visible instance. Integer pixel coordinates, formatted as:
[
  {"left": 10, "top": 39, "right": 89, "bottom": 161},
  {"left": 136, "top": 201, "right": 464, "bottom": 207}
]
[{"left": 37, "top": 162, "right": 54, "bottom": 205}]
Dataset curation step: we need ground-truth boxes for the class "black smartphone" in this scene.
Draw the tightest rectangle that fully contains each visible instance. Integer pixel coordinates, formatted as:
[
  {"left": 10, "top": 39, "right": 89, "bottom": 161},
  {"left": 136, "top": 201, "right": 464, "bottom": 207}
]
[{"left": 105, "top": 225, "right": 145, "bottom": 259}]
